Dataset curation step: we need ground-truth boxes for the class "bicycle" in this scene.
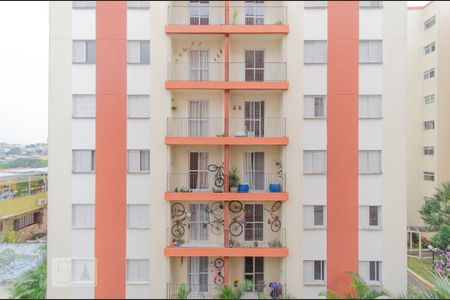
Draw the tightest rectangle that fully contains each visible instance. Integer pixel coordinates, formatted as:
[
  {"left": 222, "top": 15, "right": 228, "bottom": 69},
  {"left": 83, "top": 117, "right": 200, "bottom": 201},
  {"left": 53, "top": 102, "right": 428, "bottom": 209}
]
[
  {"left": 207, "top": 163, "right": 225, "bottom": 188},
  {"left": 204, "top": 201, "right": 224, "bottom": 217},
  {"left": 171, "top": 202, "right": 186, "bottom": 218},
  {"left": 228, "top": 211, "right": 246, "bottom": 237},
  {"left": 229, "top": 200, "right": 243, "bottom": 213},
  {"left": 265, "top": 201, "right": 281, "bottom": 232},
  {"left": 210, "top": 258, "right": 225, "bottom": 284},
  {"left": 171, "top": 215, "right": 190, "bottom": 238}
]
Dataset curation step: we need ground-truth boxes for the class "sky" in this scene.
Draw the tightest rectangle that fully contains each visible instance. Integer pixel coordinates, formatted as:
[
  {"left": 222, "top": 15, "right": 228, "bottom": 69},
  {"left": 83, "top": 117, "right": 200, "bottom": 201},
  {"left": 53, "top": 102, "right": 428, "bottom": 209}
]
[{"left": 0, "top": 1, "right": 430, "bottom": 145}]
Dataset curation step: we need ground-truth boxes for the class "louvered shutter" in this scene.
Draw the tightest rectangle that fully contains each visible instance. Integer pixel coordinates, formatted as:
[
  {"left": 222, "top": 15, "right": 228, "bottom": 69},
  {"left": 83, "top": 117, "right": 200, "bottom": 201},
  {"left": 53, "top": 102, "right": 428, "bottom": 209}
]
[
  {"left": 303, "top": 151, "right": 313, "bottom": 174},
  {"left": 73, "top": 95, "right": 96, "bottom": 118},
  {"left": 359, "top": 41, "right": 369, "bottom": 63},
  {"left": 303, "top": 206, "right": 314, "bottom": 228},
  {"left": 369, "top": 41, "right": 382, "bottom": 63},
  {"left": 128, "top": 95, "right": 150, "bottom": 118},
  {"left": 304, "top": 41, "right": 314, "bottom": 64},
  {"left": 368, "top": 96, "right": 382, "bottom": 117},
  {"left": 359, "top": 262, "right": 370, "bottom": 282},
  {"left": 303, "top": 261, "right": 314, "bottom": 282},
  {"left": 304, "top": 96, "right": 315, "bottom": 118},
  {"left": 368, "top": 151, "right": 381, "bottom": 173},
  {"left": 73, "top": 150, "right": 93, "bottom": 173},
  {"left": 313, "top": 151, "right": 325, "bottom": 173},
  {"left": 128, "top": 41, "right": 141, "bottom": 64},
  {"left": 72, "top": 204, "right": 95, "bottom": 228},
  {"left": 128, "top": 150, "right": 141, "bottom": 173},
  {"left": 128, "top": 205, "right": 150, "bottom": 228},
  {"left": 73, "top": 41, "right": 86, "bottom": 63},
  {"left": 359, "top": 206, "right": 369, "bottom": 228},
  {"left": 127, "top": 260, "right": 150, "bottom": 283},
  {"left": 314, "top": 41, "right": 327, "bottom": 63},
  {"left": 359, "top": 96, "right": 369, "bottom": 118}
]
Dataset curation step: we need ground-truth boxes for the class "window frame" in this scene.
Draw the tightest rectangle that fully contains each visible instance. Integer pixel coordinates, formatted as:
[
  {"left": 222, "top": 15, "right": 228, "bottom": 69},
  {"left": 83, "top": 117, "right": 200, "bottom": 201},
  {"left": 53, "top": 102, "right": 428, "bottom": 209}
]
[
  {"left": 72, "top": 94, "right": 96, "bottom": 119},
  {"left": 359, "top": 95, "right": 382, "bottom": 119},
  {"left": 127, "top": 95, "right": 151, "bottom": 119},
  {"left": 359, "top": 150, "right": 382, "bottom": 175},
  {"left": 424, "top": 121, "right": 435, "bottom": 130},
  {"left": 303, "top": 260, "right": 326, "bottom": 284},
  {"left": 303, "top": 150, "right": 326, "bottom": 175},
  {"left": 127, "top": 150, "right": 151, "bottom": 174},
  {"left": 424, "top": 68, "right": 435, "bottom": 80},
  {"left": 127, "top": 1, "right": 150, "bottom": 9},
  {"left": 72, "top": 204, "right": 95, "bottom": 229},
  {"left": 424, "top": 172, "right": 435, "bottom": 182},
  {"left": 127, "top": 40, "right": 150, "bottom": 65},
  {"left": 304, "top": 40, "right": 328, "bottom": 64},
  {"left": 72, "top": 1, "right": 96, "bottom": 9},
  {"left": 424, "top": 16, "right": 436, "bottom": 30},
  {"left": 72, "top": 150, "right": 96, "bottom": 173},
  {"left": 304, "top": 1, "right": 328, "bottom": 8},
  {"left": 424, "top": 147, "right": 435, "bottom": 156},
  {"left": 424, "top": 94, "right": 435, "bottom": 104},
  {"left": 304, "top": 95, "right": 327, "bottom": 119},
  {"left": 359, "top": 40, "right": 383, "bottom": 64},
  {"left": 127, "top": 204, "right": 150, "bottom": 229},
  {"left": 72, "top": 40, "right": 96, "bottom": 64},
  {"left": 360, "top": 1, "right": 383, "bottom": 8},
  {"left": 424, "top": 42, "right": 436, "bottom": 55},
  {"left": 126, "top": 259, "right": 150, "bottom": 284}
]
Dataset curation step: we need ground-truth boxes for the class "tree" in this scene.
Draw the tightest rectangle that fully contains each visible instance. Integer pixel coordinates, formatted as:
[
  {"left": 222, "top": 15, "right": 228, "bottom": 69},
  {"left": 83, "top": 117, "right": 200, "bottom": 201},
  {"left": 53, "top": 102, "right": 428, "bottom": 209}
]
[
  {"left": 320, "top": 272, "right": 388, "bottom": 299},
  {"left": 420, "top": 183, "right": 450, "bottom": 230},
  {"left": 432, "top": 224, "right": 450, "bottom": 250}
]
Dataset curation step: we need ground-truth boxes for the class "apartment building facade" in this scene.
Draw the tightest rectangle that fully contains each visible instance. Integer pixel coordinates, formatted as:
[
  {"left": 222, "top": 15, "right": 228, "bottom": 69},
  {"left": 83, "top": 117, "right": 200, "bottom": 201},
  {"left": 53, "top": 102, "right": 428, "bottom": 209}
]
[
  {"left": 48, "top": 1, "right": 407, "bottom": 298},
  {"left": 407, "top": 1, "right": 450, "bottom": 227}
]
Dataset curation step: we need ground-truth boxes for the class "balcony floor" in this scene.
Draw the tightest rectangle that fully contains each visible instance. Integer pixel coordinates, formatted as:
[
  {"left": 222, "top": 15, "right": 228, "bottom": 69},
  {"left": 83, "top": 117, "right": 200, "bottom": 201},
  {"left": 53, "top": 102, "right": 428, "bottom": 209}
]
[
  {"left": 165, "top": 192, "right": 288, "bottom": 201},
  {"left": 165, "top": 80, "right": 289, "bottom": 90},
  {"left": 165, "top": 136, "right": 289, "bottom": 146},
  {"left": 165, "top": 24, "right": 289, "bottom": 35},
  {"left": 164, "top": 247, "right": 289, "bottom": 257}
]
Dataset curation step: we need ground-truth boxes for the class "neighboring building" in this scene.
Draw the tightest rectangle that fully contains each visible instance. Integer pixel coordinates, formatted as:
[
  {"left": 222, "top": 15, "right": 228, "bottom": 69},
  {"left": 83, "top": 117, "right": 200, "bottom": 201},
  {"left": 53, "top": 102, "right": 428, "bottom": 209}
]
[
  {"left": 0, "top": 169, "right": 48, "bottom": 242},
  {"left": 48, "top": 1, "right": 407, "bottom": 299},
  {"left": 407, "top": 1, "right": 450, "bottom": 226}
]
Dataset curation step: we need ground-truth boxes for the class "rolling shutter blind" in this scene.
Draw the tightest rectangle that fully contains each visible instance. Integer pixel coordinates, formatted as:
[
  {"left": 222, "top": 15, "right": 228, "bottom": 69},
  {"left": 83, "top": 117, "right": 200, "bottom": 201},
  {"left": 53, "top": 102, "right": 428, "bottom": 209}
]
[
  {"left": 304, "top": 96, "right": 315, "bottom": 117},
  {"left": 304, "top": 151, "right": 326, "bottom": 174},
  {"left": 73, "top": 95, "right": 96, "bottom": 118},
  {"left": 360, "top": 41, "right": 382, "bottom": 63},
  {"left": 359, "top": 262, "right": 370, "bottom": 282},
  {"left": 128, "top": 41, "right": 141, "bottom": 63},
  {"left": 72, "top": 204, "right": 95, "bottom": 228},
  {"left": 73, "top": 41, "right": 86, "bottom": 63},
  {"left": 304, "top": 41, "right": 327, "bottom": 63},
  {"left": 127, "top": 205, "right": 150, "bottom": 228},
  {"left": 303, "top": 206, "right": 314, "bottom": 228},
  {"left": 127, "top": 260, "right": 150, "bottom": 283},
  {"left": 359, "top": 95, "right": 381, "bottom": 118},
  {"left": 303, "top": 261, "right": 314, "bottom": 282},
  {"left": 359, "top": 206, "right": 369, "bottom": 228},
  {"left": 128, "top": 150, "right": 141, "bottom": 172},
  {"left": 128, "top": 95, "right": 150, "bottom": 118},
  {"left": 304, "top": 42, "right": 314, "bottom": 63},
  {"left": 73, "top": 150, "right": 94, "bottom": 173},
  {"left": 359, "top": 151, "right": 381, "bottom": 174}
]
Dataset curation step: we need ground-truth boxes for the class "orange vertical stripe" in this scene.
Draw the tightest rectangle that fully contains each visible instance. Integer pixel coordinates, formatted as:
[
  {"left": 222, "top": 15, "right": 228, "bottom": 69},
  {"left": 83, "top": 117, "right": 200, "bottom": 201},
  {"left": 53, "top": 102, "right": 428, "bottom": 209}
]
[
  {"left": 327, "top": 1, "right": 359, "bottom": 296},
  {"left": 95, "top": 1, "right": 127, "bottom": 298}
]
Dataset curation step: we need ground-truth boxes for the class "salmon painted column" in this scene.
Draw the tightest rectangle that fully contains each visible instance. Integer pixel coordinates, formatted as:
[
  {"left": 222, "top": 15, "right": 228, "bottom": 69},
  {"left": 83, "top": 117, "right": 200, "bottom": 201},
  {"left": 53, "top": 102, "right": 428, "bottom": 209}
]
[
  {"left": 95, "top": 1, "right": 127, "bottom": 298},
  {"left": 327, "top": 1, "right": 359, "bottom": 296}
]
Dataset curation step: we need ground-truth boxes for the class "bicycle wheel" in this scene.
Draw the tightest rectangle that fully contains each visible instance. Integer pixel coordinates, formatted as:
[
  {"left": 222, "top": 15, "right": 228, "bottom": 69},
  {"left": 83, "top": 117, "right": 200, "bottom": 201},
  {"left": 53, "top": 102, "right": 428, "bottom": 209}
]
[
  {"left": 214, "top": 274, "right": 224, "bottom": 285},
  {"left": 214, "top": 258, "right": 225, "bottom": 269},
  {"left": 208, "top": 164, "right": 218, "bottom": 172},
  {"left": 229, "top": 221, "right": 244, "bottom": 237},
  {"left": 171, "top": 203, "right": 185, "bottom": 218},
  {"left": 271, "top": 219, "right": 281, "bottom": 232},
  {"left": 210, "top": 201, "right": 224, "bottom": 216},
  {"left": 171, "top": 223, "right": 185, "bottom": 238},
  {"left": 215, "top": 177, "right": 224, "bottom": 188},
  {"left": 229, "top": 201, "right": 243, "bottom": 213},
  {"left": 271, "top": 201, "right": 282, "bottom": 212},
  {"left": 210, "top": 219, "right": 224, "bottom": 235}
]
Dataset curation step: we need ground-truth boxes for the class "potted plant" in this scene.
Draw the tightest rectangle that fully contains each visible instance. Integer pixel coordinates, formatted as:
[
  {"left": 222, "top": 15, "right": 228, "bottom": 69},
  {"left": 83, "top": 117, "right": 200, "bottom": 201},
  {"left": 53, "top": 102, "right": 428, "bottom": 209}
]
[
  {"left": 269, "top": 161, "right": 283, "bottom": 192},
  {"left": 229, "top": 167, "right": 241, "bottom": 193}
]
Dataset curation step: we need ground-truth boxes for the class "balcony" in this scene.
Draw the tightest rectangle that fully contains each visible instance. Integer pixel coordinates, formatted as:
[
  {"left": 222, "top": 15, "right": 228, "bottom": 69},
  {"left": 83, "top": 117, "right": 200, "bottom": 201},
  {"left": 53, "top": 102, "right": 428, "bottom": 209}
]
[
  {"left": 166, "top": 4, "right": 288, "bottom": 35},
  {"left": 167, "top": 283, "right": 287, "bottom": 299},
  {"left": 166, "top": 117, "right": 287, "bottom": 145},
  {"left": 166, "top": 62, "right": 288, "bottom": 90}
]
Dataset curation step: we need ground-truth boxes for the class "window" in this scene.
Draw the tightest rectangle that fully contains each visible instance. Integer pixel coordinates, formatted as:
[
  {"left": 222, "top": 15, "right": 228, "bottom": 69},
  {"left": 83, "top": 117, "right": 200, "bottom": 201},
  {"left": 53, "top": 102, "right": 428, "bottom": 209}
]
[
  {"left": 424, "top": 94, "right": 435, "bottom": 104},
  {"left": 359, "top": 40, "right": 382, "bottom": 63},
  {"left": 128, "top": 41, "right": 150, "bottom": 64},
  {"left": 13, "top": 213, "right": 36, "bottom": 231},
  {"left": 303, "top": 150, "right": 326, "bottom": 174},
  {"left": 72, "top": 259, "right": 95, "bottom": 284},
  {"left": 245, "top": 257, "right": 264, "bottom": 292},
  {"left": 424, "top": 16, "right": 436, "bottom": 30},
  {"left": 424, "top": 42, "right": 436, "bottom": 55},
  {"left": 359, "top": 261, "right": 381, "bottom": 283},
  {"left": 72, "top": 150, "right": 95, "bottom": 173},
  {"left": 73, "top": 1, "right": 96, "bottom": 8},
  {"left": 424, "top": 68, "right": 435, "bottom": 80},
  {"left": 189, "top": 1, "right": 210, "bottom": 25},
  {"left": 424, "top": 147, "right": 434, "bottom": 156},
  {"left": 73, "top": 95, "right": 95, "bottom": 118},
  {"left": 245, "top": 1, "right": 265, "bottom": 25},
  {"left": 127, "top": 1, "right": 150, "bottom": 9},
  {"left": 304, "top": 1, "right": 328, "bottom": 8},
  {"left": 188, "top": 257, "right": 209, "bottom": 293},
  {"left": 359, "top": 95, "right": 382, "bottom": 118},
  {"left": 245, "top": 50, "right": 265, "bottom": 82},
  {"left": 303, "top": 205, "right": 326, "bottom": 228},
  {"left": 360, "top": 1, "right": 383, "bottom": 8},
  {"left": 359, "top": 150, "right": 382, "bottom": 174},
  {"left": 128, "top": 150, "right": 150, "bottom": 173},
  {"left": 72, "top": 204, "right": 95, "bottom": 228},
  {"left": 189, "top": 204, "right": 209, "bottom": 241},
  {"left": 127, "top": 205, "right": 149, "bottom": 228},
  {"left": 73, "top": 40, "right": 96, "bottom": 64},
  {"left": 189, "top": 50, "right": 210, "bottom": 81},
  {"left": 304, "top": 41, "right": 327, "bottom": 64},
  {"left": 424, "top": 121, "right": 435, "bottom": 130},
  {"left": 127, "top": 259, "right": 149, "bottom": 283},
  {"left": 128, "top": 95, "right": 150, "bottom": 118},
  {"left": 359, "top": 206, "right": 381, "bottom": 229},
  {"left": 244, "top": 204, "right": 263, "bottom": 241},
  {"left": 304, "top": 96, "right": 326, "bottom": 118},
  {"left": 424, "top": 172, "right": 435, "bottom": 182},
  {"left": 304, "top": 260, "right": 326, "bottom": 283}
]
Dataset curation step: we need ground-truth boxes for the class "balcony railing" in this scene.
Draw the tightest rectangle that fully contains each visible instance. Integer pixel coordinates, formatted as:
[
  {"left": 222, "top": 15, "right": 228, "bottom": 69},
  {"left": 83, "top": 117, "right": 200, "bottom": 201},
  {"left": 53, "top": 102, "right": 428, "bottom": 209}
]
[
  {"left": 229, "top": 118, "right": 286, "bottom": 137},
  {"left": 167, "top": 62, "right": 287, "bottom": 82},
  {"left": 167, "top": 118, "right": 224, "bottom": 137},
  {"left": 167, "top": 5, "right": 287, "bottom": 25},
  {"left": 167, "top": 227, "right": 285, "bottom": 249},
  {"left": 167, "top": 173, "right": 285, "bottom": 193},
  {"left": 167, "top": 117, "right": 286, "bottom": 138},
  {"left": 167, "top": 283, "right": 287, "bottom": 299}
]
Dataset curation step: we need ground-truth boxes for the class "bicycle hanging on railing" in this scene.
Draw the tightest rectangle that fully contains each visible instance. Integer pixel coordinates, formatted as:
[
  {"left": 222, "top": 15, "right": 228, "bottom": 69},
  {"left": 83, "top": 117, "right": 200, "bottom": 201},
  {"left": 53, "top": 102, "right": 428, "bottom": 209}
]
[
  {"left": 228, "top": 201, "right": 246, "bottom": 237},
  {"left": 210, "top": 258, "right": 225, "bottom": 284},
  {"left": 171, "top": 202, "right": 190, "bottom": 238},
  {"left": 208, "top": 163, "right": 225, "bottom": 188},
  {"left": 203, "top": 201, "right": 224, "bottom": 235},
  {"left": 264, "top": 201, "right": 281, "bottom": 232}
]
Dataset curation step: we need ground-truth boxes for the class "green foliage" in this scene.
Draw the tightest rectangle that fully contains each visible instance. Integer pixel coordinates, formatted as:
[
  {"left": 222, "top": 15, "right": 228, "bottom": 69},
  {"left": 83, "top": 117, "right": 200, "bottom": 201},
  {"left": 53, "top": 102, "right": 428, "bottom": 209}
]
[
  {"left": 176, "top": 283, "right": 190, "bottom": 299},
  {"left": 0, "top": 158, "right": 47, "bottom": 169},
  {"left": 320, "top": 272, "right": 388, "bottom": 299},
  {"left": 1, "top": 228, "right": 17, "bottom": 243},
  {"left": 420, "top": 183, "right": 450, "bottom": 230},
  {"left": 215, "top": 280, "right": 253, "bottom": 299},
  {"left": 406, "top": 272, "right": 450, "bottom": 299},
  {"left": 232, "top": 8, "right": 239, "bottom": 25},
  {"left": 432, "top": 224, "right": 450, "bottom": 249},
  {"left": 7, "top": 147, "right": 22, "bottom": 155},
  {"left": 229, "top": 167, "right": 241, "bottom": 188}
]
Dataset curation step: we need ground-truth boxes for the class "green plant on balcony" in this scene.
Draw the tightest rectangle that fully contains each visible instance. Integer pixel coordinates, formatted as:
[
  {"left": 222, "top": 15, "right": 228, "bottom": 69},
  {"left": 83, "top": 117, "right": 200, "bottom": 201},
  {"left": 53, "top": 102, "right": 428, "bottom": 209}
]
[
  {"left": 215, "top": 279, "right": 253, "bottom": 299},
  {"left": 213, "top": 187, "right": 224, "bottom": 193},
  {"left": 232, "top": 8, "right": 239, "bottom": 25},
  {"left": 269, "top": 239, "right": 282, "bottom": 248},
  {"left": 175, "top": 186, "right": 190, "bottom": 193},
  {"left": 176, "top": 283, "right": 190, "bottom": 299},
  {"left": 229, "top": 167, "right": 241, "bottom": 193}
]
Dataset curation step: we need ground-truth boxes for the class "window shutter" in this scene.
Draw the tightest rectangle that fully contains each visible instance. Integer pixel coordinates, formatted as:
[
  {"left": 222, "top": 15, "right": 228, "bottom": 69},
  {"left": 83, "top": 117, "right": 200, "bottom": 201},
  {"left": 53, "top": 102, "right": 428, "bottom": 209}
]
[
  {"left": 73, "top": 41, "right": 86, "bottom": 63},
  {"left": 128, "top": 205, "right": 150, "bottom": 228},
  {"left": 73, "top": 95, "right": 96, "bottom": 118},
  {"left": 314, "top": 96, "right": 325, "bottom": 117},
  {"left": 359, "top": 262, "right": 370, "bottom": 282},
  {"left": 359, "top": 96, "right": 369, "bottom": 118},
  {"left": 303, "top": 261, "right": 314, "bottom": 282},
  {"left": 313, "top": 151, "right": 325, "bottom": 173},
  {"left": 368, "top": 96, "right": 382, "bottom": 117},
  {"left": 304, "top": 41, "right": 314, "bottom": 64},
  {"left": 368, "top": 151, "right": 381, "bottom": 173},
  {"left": 304, "top": 96, "right": 315, "bottom": 118},
  {"left": 128, "top": 150, "right": 141, "bottom": 173},
  {"left": 303, "top": 206, "right": 314, "bottom": 228},
  {"left": 359, "top": 151, "right": 368, "bottom": 174},
  {"left": 128, "top": 95, "right": 150, "bottom": 118},
  {"left": 314, "top": 41, "right": 327, "bottom": 63},
  {"left": 369, "top": 41, "right": 382, "bottom": 63},
  {"left": 127, "top": 260, "right": 150, "bottom": 283},
  {"left": 359, "top": 206, "right": 369, "bottom": 228},
  {"left": 128, "top": 41, "right": 141, "bottom": 64},
  {"left": 359, "top": 41, "right": 369, "bottom": 63},
  {"left": 303, "top": 151, "right": 313, "bottom": 174},
  {"left": 73, "top": 150, "right": 93, "bottom": 173},
  {"left": 72, "top": 204, "right": 95, "bottom": 228}
]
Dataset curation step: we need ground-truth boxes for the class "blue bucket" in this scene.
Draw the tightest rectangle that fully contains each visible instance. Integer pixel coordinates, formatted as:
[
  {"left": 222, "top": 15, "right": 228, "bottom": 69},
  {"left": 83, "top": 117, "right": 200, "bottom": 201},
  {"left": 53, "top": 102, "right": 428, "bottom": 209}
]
[
  {"left": 238, "top": 183, "right": 250, "bottom": 193},
  {"left": 269, "top": 183, "right": 281, "bottom": 193}
]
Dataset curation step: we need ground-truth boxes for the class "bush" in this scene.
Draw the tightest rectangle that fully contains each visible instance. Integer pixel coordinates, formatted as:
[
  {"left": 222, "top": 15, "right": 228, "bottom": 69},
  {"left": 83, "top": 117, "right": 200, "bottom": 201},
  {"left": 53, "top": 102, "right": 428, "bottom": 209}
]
[{"left": 432, "top": 225, "right": 450, "bottom": 250}]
